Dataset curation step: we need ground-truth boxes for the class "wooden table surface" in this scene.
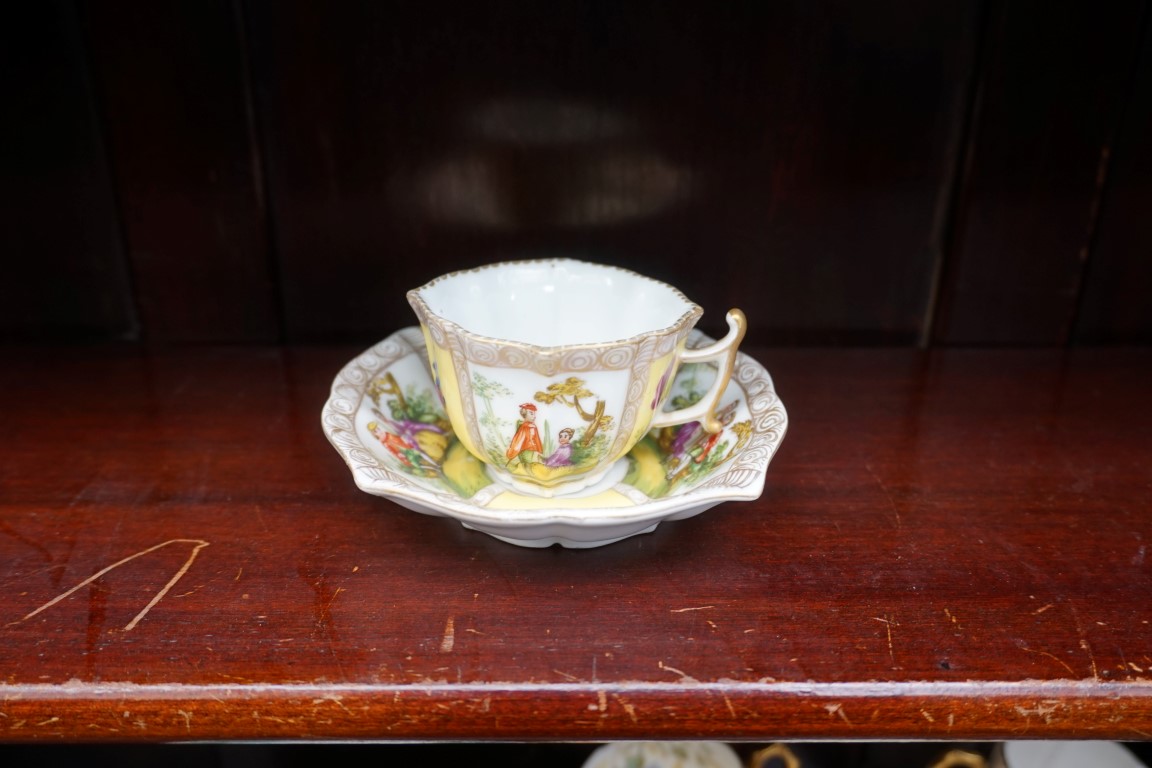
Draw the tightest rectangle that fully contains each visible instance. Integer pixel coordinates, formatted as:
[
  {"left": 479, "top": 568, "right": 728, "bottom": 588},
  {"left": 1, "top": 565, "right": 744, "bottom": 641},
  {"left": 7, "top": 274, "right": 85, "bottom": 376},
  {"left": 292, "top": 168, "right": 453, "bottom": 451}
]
[{"left": 1, "top": 344, "right": 1150, "bottom": 742}]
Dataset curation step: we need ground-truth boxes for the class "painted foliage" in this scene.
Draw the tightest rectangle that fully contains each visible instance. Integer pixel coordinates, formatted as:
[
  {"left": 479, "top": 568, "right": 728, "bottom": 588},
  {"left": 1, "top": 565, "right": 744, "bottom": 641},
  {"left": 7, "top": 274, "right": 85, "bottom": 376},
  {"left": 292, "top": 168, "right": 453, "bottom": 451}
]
[
  {"left": 625, "top": 363, "right": 754, "bottom": 498},
  {"left": 360, "top": 360, "right": 754, "bottom": 503},
  {"left": 364, "top": 372, "right": 489, "bottom": 498},
  {"left": 473, "top": 373, "right": 613, "bottom": 483}
]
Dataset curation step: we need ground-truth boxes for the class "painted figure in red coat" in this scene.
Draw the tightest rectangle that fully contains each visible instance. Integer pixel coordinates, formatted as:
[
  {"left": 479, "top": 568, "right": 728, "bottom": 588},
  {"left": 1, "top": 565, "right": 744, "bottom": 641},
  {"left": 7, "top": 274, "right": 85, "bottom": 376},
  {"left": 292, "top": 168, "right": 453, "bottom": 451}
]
[{"left": 505, "top": 402, "right": 543, "bottom": 469}]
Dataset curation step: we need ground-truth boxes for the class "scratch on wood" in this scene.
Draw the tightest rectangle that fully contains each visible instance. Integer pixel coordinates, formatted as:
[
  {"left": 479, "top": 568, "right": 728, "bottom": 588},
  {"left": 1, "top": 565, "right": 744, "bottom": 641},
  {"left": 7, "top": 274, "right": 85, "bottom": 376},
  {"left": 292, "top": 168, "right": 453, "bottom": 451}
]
[
  {"left": 1068, "top": 604, "right": 1100, "bottom": 681},
  {"left": 670, "top": 606, "right": 715, "bottom": 613},
  {"left": 1081, "top": 638, "right": 1099, "bottom": 681},
  {"left": 723, "top": 694, "right": 736, "bottom": 718},
  {"left": 824, "top": 702, "right": 852, "bottom": 726},
  {"left": 1014, "top": 701, "right": 1061, "bottom": 725},
  {"left": 1019, "top": 646, "right": 1077, "bottom": 678},
  {"left": 871, "top": 616, "right": 896, "bottom": 665},
  {"left": 597, "top": 690, "right": 607, "bottom": 712},
  {"left": 216, "top": 673, "right": 256, "bottom": 685},
  {"left": 612, "top": 694, "right": 638, "bottom": 723},
  {"left": 11, "top": 539, "right": 210, "bottom": 631},
  {"left": 1034, "top": 603, "right": 1054, "bottom": 615},
  {"left": 865, "top": 463, "right": 902, "bottom": 529},
  {"left": 325, "top": 587, "right": 345, "bottom": 614},
  {"left": 658, "top": 661, "right": 697, "bottom": 682},
  {"left": 313, "top": 696, "right": 353, "bottom": 716},
  {"left": 440, "top": 616, "right": 455, "bottom": 653},
  {"left": 177, "top": 710, "right": 192, "bottom": 732},
  {"left": 36, "top": 717, "right": 60, "bottom": 727},
  {"left": 921, "top": 709, "right": 935, "bottom": 723}
]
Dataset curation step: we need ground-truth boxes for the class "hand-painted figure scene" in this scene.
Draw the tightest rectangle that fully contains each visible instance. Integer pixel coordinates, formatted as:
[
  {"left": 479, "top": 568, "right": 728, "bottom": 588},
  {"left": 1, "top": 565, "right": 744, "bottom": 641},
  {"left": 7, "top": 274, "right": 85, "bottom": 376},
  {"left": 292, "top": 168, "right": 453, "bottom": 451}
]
[
  {"left": 359, "top": 355, "right": 753, "bottom": 502},
  {"left": 623, "top": 363, "right": 753, "bottom": 498},
  {"left": 362, "top": 362, "right": 491, "bottom": 499},
  {"left": 474, "top": 373, "right": 614, "bottom": 485}
]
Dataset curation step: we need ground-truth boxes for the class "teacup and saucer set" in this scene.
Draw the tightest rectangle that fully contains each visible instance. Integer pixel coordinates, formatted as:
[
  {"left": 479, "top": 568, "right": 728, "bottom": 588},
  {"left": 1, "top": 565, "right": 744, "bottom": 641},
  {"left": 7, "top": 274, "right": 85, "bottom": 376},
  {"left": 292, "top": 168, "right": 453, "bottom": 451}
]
[{"left": 322, "top": 259, "right": 787, "bottom": 548}]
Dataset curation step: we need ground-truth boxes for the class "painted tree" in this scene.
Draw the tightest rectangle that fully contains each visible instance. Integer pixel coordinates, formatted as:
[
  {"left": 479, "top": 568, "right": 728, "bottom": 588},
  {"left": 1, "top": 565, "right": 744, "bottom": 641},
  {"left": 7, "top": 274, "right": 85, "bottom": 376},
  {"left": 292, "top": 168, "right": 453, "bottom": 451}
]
[
  {"left": 368, "top": 373, "right": 444, "bottom": 427},
  {"left": 367, "top": 373, "right": 407, "bottom": 414},
  {"left": 534, "top": 377, "right": 612, "bottom": 446},
  {"left": 472, "top": 373, "right": 514, "bottom": 462},
  {"left": 472, "top": 373, "right": 512, "bottom": 428}
]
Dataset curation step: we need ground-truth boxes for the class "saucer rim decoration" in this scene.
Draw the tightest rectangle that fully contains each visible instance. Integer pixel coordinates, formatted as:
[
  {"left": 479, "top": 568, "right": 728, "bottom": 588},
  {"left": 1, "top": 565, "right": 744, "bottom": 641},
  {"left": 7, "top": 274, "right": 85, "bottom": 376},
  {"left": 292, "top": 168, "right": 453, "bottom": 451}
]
[{"left": 321, "top": 327, "right": 788, "bottom": 548}]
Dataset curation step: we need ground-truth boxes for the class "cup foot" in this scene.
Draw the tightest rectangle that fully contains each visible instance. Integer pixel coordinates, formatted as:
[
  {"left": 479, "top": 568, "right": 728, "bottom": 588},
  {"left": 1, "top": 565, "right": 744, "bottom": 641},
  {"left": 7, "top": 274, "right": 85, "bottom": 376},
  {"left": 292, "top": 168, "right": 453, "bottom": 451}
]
[
  {"left": 463, "top": 521, "right": 660, "bottom": 549},
  {"left": 485, "top": 458, "right": 629, "bottom": 499}
]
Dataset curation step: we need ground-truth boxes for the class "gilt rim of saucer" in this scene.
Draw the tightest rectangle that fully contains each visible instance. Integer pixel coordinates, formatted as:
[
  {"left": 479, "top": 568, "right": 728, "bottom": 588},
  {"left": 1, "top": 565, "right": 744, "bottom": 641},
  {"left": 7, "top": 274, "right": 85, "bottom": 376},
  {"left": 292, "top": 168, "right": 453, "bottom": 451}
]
[{"left": 321, "top": 327, "right": 789, "bottom": 527}]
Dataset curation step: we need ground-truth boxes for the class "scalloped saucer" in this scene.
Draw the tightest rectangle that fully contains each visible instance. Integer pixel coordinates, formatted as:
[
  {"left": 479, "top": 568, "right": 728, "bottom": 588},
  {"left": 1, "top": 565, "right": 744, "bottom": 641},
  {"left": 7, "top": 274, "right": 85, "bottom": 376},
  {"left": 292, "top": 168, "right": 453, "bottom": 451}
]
[{"left": 322, "top": 327, "right": 787, "bottom": 548}]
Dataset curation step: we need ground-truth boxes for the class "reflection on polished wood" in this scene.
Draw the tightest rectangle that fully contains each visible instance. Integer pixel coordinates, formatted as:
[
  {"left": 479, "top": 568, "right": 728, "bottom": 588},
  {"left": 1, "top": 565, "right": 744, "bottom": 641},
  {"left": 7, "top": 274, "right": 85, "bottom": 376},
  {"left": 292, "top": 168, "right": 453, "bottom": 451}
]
[{"left": 1, "top": 346, "right": 1150, "bottom": 741}]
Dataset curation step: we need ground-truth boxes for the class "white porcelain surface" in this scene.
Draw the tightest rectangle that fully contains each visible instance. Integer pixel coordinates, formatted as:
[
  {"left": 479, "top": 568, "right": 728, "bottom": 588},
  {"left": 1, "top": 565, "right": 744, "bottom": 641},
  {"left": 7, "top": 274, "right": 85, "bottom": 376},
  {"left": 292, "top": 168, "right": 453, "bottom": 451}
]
[
  {"left": 406, "top": 259, "right": 747, "bottom": 498},
  {"left": 582, "top": 742, "right": 743, "bottom": 768},
  {"left": 995, "top": 742, "right": 1144, "bottom": 768},
  {"left": 411, "top": 257, "right": 698, "bottom": 346},
  {"left": 321, "top": 327, "right": 787, "bottom": 548}
]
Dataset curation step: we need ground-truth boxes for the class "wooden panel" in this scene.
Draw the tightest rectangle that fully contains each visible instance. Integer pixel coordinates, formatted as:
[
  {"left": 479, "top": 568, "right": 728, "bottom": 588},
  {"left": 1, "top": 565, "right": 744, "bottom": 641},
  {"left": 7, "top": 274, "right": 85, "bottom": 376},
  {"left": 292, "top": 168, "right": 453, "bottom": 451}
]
[
  {"left": 83, "top": 0, "right": 278, "bottom": 343},
  {"left": 0, "top": 1, "right": 136, "bottom": 341},
  {"left": 1075, "top": 11, "right": 1152, "bottom": 344},
  {"left": 933, "top": 0, "right": 1147, "bottom": 345},
  {"left": 246, "top": 1, "right": 975, "bottom": 344},
  {"left": 1, "top": 345, "right": 1151, "bottom": 741}
]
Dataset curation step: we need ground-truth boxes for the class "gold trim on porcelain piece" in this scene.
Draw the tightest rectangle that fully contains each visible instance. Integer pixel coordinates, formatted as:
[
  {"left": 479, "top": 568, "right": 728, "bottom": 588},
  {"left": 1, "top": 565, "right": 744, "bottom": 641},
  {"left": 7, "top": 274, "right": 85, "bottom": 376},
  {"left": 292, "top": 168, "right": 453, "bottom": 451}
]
[
  {"left": 406, "top": 257, "right": 705, "bottom": 360},
  {"left": 699, "top": 308, "right": 748, "bottom": 434},
  {"left": 321, "top": 326, "right": 789, "bottom": 529}
]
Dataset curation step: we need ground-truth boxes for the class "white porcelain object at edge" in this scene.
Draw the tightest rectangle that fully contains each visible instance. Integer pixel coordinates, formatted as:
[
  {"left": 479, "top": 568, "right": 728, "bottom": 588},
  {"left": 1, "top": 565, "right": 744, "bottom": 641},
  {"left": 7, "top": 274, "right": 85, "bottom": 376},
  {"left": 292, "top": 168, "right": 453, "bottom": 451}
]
[
  {"left": 407, "top": 259, "right": 747, "bottom": 499},
  {"left": 582, "top": 742, "right": 744, "bottom": 768}
]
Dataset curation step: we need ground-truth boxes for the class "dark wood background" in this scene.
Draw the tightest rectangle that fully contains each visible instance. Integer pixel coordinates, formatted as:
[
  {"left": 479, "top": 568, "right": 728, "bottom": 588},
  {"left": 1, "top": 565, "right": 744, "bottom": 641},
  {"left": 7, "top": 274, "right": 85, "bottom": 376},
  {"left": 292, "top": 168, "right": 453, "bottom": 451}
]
[{"left": 3, "top": 0, "right": 1150, "bottom": 347}]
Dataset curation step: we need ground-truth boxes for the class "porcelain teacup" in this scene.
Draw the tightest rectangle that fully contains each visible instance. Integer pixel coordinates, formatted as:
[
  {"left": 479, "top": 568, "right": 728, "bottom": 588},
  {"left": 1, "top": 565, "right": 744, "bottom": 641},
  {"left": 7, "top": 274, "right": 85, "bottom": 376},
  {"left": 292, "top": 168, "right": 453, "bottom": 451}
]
[{"left": 407, "top": 258, "right": 746, "bottom": 497}]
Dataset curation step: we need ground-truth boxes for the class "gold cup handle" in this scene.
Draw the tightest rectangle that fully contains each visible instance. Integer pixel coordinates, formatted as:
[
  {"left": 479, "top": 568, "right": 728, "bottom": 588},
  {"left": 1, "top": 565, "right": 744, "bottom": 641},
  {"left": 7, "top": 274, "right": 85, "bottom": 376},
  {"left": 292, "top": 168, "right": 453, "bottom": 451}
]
[{"left": 650, "top": 308, "right": 748, "bottom": 434}]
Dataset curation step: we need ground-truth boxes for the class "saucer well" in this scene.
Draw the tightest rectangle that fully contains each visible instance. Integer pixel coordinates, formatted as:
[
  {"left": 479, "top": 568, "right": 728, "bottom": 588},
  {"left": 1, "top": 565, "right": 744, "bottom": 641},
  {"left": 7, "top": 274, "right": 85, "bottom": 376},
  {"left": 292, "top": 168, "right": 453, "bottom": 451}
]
[{"left": 321, "top": 327, "right": 788, "bottom": 548}]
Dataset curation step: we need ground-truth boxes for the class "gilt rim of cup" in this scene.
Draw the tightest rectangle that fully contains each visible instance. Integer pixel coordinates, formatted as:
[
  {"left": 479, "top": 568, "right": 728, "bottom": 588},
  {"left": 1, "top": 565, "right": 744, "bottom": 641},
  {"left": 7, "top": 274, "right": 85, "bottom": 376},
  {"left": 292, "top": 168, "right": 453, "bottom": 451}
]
[{"left": 406, "top": 257, "right": 705, "bottom": 353}]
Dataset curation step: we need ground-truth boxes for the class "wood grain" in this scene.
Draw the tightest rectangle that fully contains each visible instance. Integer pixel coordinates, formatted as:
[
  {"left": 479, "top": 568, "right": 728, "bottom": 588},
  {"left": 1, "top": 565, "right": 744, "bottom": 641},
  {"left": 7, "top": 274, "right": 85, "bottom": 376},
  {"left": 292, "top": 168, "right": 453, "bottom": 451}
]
[
  {"left": 0, "top": 1, "right": 136, "bottom": 342},
  {"left": 1074, "top": 5, "right": 1152, "bottom": 344},
  {"left": 245, "top": 1, "right": 974, "bottom": 345},
  {"left": 82, "top": 0, "right": 279, "bottom": 343},
  {"left": 1, "top": 345, "right": 1150, "bottom": 741},
  {"left": 11, "top": 3, "right": 1152, "bottom": 347},
  {"left": 933, "top": 0, "right": 1147, "bottom": 345}
]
